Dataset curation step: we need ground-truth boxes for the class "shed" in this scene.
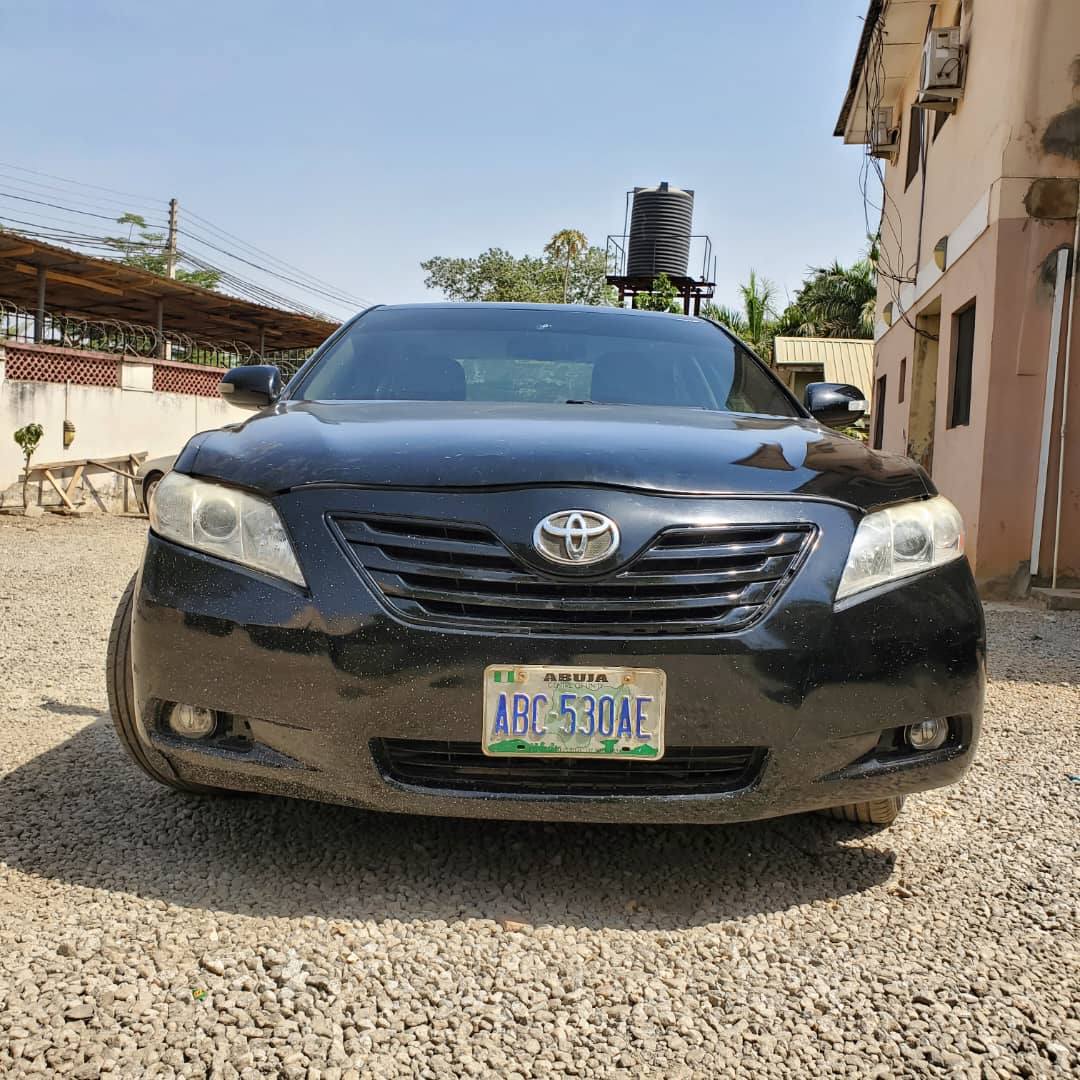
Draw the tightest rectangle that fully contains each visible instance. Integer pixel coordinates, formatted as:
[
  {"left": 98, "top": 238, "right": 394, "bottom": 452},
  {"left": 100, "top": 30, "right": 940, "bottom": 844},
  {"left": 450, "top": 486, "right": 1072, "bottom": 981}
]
[{"left": 773, "top": 337, "right": 874, "bottom": 404}]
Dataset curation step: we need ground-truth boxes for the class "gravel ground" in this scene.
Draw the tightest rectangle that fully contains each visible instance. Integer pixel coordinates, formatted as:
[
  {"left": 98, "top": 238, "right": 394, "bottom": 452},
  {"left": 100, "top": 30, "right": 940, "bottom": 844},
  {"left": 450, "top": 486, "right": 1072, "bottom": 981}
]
[{"left": 0, "top": 513, "right": 1077, "bottom": 1079}]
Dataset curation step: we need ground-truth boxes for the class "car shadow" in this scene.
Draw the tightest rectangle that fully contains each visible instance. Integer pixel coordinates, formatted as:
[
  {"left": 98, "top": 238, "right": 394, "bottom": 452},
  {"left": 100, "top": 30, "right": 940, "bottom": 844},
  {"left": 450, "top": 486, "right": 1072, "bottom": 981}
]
[
  {"left": 39, "top": 699, "right": 106, "bottom": 718},
  {"left": 1, "top": 720, "right": 897, "bottom": 929}
]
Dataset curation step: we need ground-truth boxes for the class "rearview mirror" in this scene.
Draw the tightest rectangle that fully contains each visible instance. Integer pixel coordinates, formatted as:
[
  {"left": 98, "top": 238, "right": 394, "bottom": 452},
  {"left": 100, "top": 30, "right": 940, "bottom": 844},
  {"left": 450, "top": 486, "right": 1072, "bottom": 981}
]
[
  {"left": 805, "top": 382, "right": 867, "bottom": 429},
  {"left": 219, "top": 365, "right": 281, "bottom": 410}
]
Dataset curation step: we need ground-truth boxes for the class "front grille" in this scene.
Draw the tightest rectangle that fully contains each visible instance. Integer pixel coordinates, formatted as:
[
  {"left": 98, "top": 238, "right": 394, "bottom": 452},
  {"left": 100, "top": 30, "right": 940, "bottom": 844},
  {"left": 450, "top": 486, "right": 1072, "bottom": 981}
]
[
  {"left": 374, "top": 739, "right": 765, "bottom": 797},
  {"left": 332, "top": 514, "right": 813, "bottom": 636}
]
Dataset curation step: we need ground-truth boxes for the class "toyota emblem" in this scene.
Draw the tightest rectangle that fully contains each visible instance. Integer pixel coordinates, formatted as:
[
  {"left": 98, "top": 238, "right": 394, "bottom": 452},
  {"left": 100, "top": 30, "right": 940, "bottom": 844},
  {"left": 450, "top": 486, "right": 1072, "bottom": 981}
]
[{"left": 533, "top": 510, "right": 620, "bottom": 566}]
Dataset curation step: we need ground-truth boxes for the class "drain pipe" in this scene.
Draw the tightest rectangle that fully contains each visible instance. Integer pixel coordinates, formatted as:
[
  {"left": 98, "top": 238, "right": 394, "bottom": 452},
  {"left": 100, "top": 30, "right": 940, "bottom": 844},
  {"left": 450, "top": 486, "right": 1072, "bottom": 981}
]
[
  {"left": 1031, "top": 247, "right": 1069, "bottom": 579},
  {"left": 1050, "top": 192, "right": 1080, "bottom": 588}
]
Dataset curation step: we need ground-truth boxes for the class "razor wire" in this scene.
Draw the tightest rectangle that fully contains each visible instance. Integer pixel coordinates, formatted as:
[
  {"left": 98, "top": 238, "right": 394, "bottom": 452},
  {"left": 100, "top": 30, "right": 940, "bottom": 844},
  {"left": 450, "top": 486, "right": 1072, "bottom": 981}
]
[{"left": 0, "top": 298, "right": 313, "bottom": 373}]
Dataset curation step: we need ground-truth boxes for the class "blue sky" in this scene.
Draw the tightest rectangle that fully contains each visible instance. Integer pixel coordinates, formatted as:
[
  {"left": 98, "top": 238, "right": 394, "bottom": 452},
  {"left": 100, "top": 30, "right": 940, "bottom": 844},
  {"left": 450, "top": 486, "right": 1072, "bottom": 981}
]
[{"left": 4, "top": 0, "right": 871, "bottom": 320}]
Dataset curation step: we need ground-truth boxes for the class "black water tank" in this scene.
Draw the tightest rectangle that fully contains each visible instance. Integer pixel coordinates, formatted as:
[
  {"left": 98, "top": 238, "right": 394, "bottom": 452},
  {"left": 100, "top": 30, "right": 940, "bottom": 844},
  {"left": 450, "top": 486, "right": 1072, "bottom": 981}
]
[{"left": 626, "top": 182, "right": 694, "bottom": 279}]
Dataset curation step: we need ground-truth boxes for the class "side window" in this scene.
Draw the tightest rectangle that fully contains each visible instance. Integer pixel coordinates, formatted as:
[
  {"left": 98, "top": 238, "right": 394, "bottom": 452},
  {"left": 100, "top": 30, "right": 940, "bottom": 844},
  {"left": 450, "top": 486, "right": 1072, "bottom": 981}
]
[
  {"left": 898, "top": 357, "right": 907, "bottom": 403},
  {"left": 726, "top": 344, "right": 799, "bottom": 417},
  {"left": 949, "top": 302, "right": 976, "bottom": 428},
  {"left": 872, "top": 374, "right": 887, "bottom": 449},
  {"left": 905, "top": 106, "right": 923, "bottom": 190}
]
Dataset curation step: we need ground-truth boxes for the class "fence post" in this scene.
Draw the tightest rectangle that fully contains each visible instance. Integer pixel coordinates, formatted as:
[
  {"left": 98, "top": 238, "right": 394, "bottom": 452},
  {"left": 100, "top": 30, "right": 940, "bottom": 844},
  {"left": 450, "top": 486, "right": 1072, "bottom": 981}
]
[{"left": 34, "top": 266, "right": 47, "bottom": 344}]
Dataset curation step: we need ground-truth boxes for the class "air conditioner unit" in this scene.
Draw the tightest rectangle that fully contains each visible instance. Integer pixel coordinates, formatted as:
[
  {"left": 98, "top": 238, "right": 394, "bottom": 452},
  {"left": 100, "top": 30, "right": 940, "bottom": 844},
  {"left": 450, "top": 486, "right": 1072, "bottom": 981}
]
[
  {"left": 917, "top": 26, "right": 965, "bottom": 111},
  {"left": 869, "top": 106, "right": 900, "bottom": 159}
]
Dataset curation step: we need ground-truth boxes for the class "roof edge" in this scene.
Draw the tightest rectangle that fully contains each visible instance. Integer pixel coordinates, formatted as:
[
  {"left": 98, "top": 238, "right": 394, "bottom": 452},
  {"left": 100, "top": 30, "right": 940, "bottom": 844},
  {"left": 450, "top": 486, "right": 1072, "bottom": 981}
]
[{"left": 834, "top": 0, "right": 885, "bottom": 138}]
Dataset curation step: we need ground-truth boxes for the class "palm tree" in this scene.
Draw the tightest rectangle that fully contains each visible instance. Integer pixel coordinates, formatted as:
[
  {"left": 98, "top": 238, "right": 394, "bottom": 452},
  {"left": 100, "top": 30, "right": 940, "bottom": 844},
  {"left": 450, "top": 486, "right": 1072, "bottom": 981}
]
[
  {"left": 795, "top": 259, "right": 876, "bottom": 338},
  {"left": 544, "top": 229, "right": 588, "bottom": 303},
  {"left": 705, "top": 271, "right": 779, "bottom": 361},
  {"left": 705, "top": 304, "right": 748, "bottom": 336},
  {"left": 739, "top": 270, "right": 778, "bottom": 357}
]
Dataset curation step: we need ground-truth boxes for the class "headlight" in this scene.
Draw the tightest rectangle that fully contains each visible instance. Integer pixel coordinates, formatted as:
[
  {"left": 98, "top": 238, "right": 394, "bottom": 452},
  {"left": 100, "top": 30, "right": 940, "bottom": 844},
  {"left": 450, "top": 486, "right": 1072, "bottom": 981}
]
[
  {"left": 837, "top": 495, "right": 964, "bottom": 601},
  {"left": 149, "top": 472, "right": 306, "bottom": 587}
]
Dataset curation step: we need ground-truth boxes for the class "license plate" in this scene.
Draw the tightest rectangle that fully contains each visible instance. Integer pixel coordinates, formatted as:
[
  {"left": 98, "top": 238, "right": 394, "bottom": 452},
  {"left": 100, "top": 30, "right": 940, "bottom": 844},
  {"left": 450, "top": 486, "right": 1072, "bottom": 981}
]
[{"left": 482, "top": 665, "right": 666, "bottom": 759}]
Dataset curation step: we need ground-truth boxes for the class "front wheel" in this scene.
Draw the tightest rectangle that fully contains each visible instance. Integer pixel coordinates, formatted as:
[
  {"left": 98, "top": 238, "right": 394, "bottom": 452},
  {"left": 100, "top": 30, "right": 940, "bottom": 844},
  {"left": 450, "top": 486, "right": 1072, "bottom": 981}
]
[
  {"left": 820, "top": 796, "right": 905, "bottom": 826},
  {"left": 106, "top": 575, "right": 218, "bottom": 794},
  {"left": 140, "top": 472, "right": 163, "bottom": 514}
]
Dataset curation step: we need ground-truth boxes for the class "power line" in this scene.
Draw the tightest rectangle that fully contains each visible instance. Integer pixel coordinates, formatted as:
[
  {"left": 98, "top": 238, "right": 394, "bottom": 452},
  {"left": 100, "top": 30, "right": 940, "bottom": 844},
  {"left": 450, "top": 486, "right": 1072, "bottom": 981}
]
[
  {"left": 0, "top": 161, "right": 162, "bottom": 209},
  {"left": 0, "top": 213, "right": 338, "bottom": 318},
  {"left": 178, "top": 226, "right": 366, "bottom": 309},
  {"left": 0, "top": 170, "right": 164, "bottom": 218},
  {"left": 178, "top": 250, "right": 336, "bottom": 319},
  {"left": 0, "top": 163, "right": 367, "bottom": 316},
  {"left": 183, "top": 207, "right": 375, "bottom": 307},
  {"left": 0, "top": 190, "right": 132, "bottom": 223}
]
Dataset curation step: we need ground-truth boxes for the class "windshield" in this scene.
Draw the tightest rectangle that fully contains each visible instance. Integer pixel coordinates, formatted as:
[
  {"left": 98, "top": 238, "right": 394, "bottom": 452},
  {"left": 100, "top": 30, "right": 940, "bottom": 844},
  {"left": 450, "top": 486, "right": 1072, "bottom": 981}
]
[{"left": 294, "top": 306, "right": 801, "bottom": 418}]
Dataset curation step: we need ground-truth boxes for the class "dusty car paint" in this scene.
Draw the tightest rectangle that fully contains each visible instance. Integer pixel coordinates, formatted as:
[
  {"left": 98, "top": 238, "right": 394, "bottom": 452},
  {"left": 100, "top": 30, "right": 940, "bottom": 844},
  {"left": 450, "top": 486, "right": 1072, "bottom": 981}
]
[{"left": 127, "top": 304, "right": 984, "bottom": 823}]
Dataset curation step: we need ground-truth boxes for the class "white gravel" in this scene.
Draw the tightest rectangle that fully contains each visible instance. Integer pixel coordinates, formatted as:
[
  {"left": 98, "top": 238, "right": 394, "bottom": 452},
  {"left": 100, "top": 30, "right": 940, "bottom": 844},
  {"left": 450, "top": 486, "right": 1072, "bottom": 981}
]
[{"left": 0, "top": 513, "right": 1077, "bottom": 1079}]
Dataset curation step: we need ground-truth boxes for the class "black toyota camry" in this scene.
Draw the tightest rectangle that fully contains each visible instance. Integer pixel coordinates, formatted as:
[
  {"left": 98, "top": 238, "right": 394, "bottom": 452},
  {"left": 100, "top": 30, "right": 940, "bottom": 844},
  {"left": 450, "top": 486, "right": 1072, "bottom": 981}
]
[{"left": 108, "top": 303, "right": 984, "bottom": 827}]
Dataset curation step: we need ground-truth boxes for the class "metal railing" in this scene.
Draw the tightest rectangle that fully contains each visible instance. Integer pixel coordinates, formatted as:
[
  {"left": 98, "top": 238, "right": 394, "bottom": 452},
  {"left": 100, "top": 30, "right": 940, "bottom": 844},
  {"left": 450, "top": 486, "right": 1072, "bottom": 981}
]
[{"left": 0, "top": 299, "right": 312, "bottom": 376}]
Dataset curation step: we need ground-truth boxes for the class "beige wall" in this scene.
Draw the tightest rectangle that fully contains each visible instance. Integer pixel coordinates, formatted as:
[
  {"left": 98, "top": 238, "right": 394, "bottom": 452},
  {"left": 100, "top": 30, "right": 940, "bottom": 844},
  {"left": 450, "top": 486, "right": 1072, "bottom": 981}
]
[
  {"left": 0, "top": 355, "right": 245, "bottom": 509},
  {"left": 866, "top": 0, "right": 1080, "bottom": 589}
]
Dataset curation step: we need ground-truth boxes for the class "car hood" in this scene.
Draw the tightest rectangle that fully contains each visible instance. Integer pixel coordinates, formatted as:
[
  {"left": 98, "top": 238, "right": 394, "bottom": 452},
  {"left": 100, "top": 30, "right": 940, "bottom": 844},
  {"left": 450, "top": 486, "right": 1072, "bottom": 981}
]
[{"left": 182, "top": 401, "right": 930, "bottom": 510}]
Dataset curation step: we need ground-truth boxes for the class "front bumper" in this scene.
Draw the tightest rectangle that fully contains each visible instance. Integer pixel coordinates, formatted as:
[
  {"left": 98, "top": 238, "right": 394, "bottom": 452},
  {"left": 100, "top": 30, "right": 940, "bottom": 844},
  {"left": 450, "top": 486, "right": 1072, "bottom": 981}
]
[{"left": 129, "top": 489, "right": 985, "bottom": 824}]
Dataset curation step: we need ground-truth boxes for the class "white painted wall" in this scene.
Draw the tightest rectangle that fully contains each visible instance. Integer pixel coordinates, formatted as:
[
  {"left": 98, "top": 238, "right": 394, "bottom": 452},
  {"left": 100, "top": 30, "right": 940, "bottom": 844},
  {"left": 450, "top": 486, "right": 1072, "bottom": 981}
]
[{"left": 0, "top": 354, "right": 247, "bottom": 508}]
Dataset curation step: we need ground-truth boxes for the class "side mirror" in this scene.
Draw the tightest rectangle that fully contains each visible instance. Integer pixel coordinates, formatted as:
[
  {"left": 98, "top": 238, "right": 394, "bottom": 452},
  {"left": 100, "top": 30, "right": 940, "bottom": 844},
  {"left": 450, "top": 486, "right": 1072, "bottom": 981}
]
[
  {"left": 219, "top": 365, "right": 281, "bottom": 410},
  {"left": 805, "top": 382, "right": 867, "bottom": 429}
]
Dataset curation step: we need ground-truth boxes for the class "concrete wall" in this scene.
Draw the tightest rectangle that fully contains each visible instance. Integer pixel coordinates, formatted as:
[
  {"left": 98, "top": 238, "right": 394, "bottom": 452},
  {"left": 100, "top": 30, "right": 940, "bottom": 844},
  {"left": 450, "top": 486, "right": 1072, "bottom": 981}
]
[
  {"left": 0, "top": 345, "right": 245, "bottom": 510},
  {"left": 868, "top": 0, "right": 1080, "bottom": 590}
]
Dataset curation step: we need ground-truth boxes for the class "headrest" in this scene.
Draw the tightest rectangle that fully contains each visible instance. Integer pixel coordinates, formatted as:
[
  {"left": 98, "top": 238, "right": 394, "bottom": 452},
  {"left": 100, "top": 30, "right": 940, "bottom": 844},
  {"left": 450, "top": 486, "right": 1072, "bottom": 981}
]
[
  {"left": 590, "top": 351, "right": 687, "bottom": 407},
  {"left": 377, "top": 354, "right": 466, "bottom": 401}
]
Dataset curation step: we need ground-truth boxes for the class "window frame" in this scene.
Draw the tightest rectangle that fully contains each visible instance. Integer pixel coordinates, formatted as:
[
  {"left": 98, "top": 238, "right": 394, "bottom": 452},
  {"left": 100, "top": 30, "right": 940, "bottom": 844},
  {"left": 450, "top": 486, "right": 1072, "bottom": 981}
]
[
  {"left": 872, "top": 374, "right": 888, "bottom": 450},
  {"left": 905, "top": 105, "right": 924, "bottom": 191},
  {"left": 948, "top": 300, "right": 976, "bottom": 429}
]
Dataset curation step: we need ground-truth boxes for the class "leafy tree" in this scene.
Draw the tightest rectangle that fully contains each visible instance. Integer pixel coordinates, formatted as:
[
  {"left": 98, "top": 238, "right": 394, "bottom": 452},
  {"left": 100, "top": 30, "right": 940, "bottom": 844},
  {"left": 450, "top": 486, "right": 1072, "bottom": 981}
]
[
  {"left": 544, "top": 229, "right": 588, "bottom": 304},
  {"left": 107, "top": 213, "right": 221, "bottom": 290},
  {"left": 13, "top": 422, "right": 43, "bottom": 509},
  {"left": 703, "top": 304, "right": 748, "bottom": 335},
  {"left": 632, "top": 272, "right": 682, "bottom": 313},
  {"left": 794, "top": 259, "right": 875, "bottom": 338},
  {"left": 421, "top": 232, "right": 616, "bottom": 306},
  {"left": 421, "top": 247, "right": 549, "bottom": 303},
  {"left": 703, "top": 270, "right": 779, "bottom": 362},
  {"left": 703, "top": 259, "right": 875, "bottom": 364}
]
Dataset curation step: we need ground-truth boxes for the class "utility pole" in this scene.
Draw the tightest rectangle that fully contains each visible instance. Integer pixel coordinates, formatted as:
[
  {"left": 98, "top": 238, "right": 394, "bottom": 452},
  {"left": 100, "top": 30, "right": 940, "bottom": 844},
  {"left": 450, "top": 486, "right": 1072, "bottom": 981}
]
[{"left": 166, "top": 198, "right": 178, "bottom": 280}]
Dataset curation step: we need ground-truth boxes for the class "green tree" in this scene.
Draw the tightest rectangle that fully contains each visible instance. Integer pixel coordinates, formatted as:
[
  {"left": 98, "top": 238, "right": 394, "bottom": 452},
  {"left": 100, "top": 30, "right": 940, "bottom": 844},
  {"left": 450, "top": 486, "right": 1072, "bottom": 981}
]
[
  {"left": 421, "top": 233, "right": 615, "bottom": 306},
  {"left": 13, "top": 422, "right": 43, "bottom": 510},
  {"left": 107, "top": 213, "right": 221, "bottom": 290},
  {"left": 704, "top": 259, "right": 874, "bottom": 364},
  {"left": 632, "top": 272, "right": 681, "bottom": 313},
  {"left": 703, "top": 270, "right": 780, "bottom": 362},
  {"left": 703, "top": 304, "right": 748, "bottom": 336},
  {"left": 544, "top": 229, "right": 588, "bottom": 303},
  {"left": 794, "top": 259, "right": 875, "bottom": 338},
  {"left": 421, "top": 247, "right": 550, "bottom": 302}
]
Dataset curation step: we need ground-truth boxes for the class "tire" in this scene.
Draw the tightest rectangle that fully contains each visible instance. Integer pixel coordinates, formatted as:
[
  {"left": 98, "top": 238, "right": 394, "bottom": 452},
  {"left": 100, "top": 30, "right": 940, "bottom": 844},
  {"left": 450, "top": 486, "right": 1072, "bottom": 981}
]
[
  {"left": 141, "top": 472, "right": 163, "bottom": 514},
  {"left": 106, "top": 575, "right": 216, "bottom": 794},
  {"left": 821, "top": 796, "right": 905, "bottom": 825}
]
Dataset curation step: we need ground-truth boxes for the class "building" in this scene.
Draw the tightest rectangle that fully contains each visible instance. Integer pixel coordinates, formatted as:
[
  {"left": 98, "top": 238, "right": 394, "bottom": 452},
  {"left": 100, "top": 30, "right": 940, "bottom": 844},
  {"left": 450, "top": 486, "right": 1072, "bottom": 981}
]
[
  {"left": 774, "top": 337, "right": 874, "bottom": 404},
  {"left": 835, "top": 0, "right": 1080, "bottom": 593}
]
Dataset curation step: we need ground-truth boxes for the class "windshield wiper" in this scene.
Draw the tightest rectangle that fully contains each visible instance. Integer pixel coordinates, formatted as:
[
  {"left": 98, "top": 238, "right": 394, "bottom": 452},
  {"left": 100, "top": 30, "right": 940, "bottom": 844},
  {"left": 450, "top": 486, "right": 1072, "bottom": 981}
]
[{"left": 564, "top": 399, "right": 706, "bottom": 409}]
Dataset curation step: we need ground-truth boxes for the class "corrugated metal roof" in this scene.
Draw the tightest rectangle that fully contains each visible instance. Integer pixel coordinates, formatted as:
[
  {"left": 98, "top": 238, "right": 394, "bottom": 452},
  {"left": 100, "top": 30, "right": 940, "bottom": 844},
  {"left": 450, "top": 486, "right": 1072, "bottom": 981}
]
[{"left": 773, "top": 337, "right": 875, "bottom": 398}]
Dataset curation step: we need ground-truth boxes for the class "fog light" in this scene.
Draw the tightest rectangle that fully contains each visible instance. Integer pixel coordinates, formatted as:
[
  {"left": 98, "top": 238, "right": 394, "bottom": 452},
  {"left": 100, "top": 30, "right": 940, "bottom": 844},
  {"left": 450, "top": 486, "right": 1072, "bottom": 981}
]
[
  {"left": 169, "top": 704, "right": 216, "bottom": 740},
  {"left": 906, "top": 718, "right": 948, "bottom": 751}
]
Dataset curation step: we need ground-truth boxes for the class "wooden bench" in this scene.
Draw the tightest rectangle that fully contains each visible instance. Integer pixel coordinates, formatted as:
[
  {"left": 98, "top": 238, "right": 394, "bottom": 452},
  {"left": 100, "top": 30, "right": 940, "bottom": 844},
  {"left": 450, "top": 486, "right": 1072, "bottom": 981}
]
[{"left": 26, "top": 452, "right": 147, "bottom": 513}]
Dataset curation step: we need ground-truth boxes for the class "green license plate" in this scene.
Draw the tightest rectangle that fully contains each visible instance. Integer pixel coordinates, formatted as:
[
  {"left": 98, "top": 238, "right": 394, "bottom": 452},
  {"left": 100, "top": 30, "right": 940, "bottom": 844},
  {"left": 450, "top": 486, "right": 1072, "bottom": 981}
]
[{"left": 482, "top": 665, "right": 666, "bottom": 759}]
